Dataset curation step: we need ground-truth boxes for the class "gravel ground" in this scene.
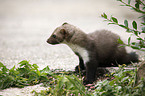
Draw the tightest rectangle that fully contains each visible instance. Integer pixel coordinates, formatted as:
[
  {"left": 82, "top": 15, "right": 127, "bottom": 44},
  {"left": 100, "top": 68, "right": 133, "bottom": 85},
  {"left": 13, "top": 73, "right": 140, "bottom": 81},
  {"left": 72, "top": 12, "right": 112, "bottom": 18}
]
[{"left": 0, "top": 0, "right": 144, "bottom": 96}]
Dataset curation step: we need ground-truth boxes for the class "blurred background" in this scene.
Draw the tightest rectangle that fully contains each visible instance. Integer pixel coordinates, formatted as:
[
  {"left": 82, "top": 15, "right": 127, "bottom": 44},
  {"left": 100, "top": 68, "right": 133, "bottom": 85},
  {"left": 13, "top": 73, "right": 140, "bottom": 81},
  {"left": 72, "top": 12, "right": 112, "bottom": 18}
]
[
  {"left": 0, "top": 0, "right": 143, "bottom": 95},
  {"left": 0, "top": 0, "right": 142, "bottom": 70}
]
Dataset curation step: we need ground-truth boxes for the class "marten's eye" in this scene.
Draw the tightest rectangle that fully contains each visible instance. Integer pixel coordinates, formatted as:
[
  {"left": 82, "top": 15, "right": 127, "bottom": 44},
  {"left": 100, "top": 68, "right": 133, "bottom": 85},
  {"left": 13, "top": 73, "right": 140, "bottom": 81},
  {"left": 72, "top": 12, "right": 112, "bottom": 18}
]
[{"left": 52, "top": 35, "right": 56, "bottom": 38}]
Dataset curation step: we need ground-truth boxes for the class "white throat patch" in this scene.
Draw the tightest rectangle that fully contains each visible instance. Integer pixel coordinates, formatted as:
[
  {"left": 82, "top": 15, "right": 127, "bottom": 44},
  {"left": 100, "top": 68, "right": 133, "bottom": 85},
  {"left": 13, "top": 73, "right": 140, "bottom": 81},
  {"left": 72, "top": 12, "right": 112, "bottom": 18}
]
[{"left": 67, "top": 43, "right": 89, "bottom": 64}]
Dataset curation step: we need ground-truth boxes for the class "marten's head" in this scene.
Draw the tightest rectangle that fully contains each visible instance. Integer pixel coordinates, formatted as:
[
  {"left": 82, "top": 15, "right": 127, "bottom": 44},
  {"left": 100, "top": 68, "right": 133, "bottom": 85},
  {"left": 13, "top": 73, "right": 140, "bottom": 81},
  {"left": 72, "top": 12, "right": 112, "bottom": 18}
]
[{"left": 47, "top": 22, "right": 75, "bottom": 45}]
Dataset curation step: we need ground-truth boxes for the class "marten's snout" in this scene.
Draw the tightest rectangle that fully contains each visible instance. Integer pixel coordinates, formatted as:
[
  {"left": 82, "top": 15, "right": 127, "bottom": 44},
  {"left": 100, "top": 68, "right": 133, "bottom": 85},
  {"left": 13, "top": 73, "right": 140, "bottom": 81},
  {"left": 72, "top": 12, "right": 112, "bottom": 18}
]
[
  {"left": 46, "top": 39, "right": 50, "bottom": 44},
  {"left": 47, "top": 38, "right": 54, "bottom": 44},
  {"left": 46, "top": 36, "right": 60, "bottom": 45},
  {"left": 46, "top": 38, "right": 54, "bottom": 44}
]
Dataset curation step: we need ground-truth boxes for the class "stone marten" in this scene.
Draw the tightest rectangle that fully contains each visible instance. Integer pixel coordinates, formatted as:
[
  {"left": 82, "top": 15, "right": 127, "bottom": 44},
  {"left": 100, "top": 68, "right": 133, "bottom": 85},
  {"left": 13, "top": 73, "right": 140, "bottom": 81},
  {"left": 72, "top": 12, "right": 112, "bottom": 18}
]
[{"left": 46, "top": 22, "right": 138, "bottom": 84}]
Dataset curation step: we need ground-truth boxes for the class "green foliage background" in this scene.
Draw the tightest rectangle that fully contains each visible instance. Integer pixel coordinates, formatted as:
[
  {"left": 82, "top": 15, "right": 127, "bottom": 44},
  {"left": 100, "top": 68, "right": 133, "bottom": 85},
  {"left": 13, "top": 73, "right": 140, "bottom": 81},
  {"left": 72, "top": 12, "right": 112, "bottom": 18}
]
[{"left": 101, "top": 0, "right": 145, "bottom": 51}]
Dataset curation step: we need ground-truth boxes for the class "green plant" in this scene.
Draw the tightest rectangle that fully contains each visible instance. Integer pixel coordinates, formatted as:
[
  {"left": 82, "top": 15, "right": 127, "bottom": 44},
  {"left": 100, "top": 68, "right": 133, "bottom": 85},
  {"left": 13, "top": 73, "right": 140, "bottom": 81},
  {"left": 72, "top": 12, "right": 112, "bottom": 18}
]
[
  {"left": 32, "top": 75, "right": 92, "bottom": 96},
  {"left": 0, "top": 60, "right": 52, "bottom": 89},
  {"left": 101, "top": 0, "right": 145, "bottom": 51},
  {"left": 32, "top": 64, "right": 145, "bottom": 96},
  {"left": 1, "top": 60, "right": 145, "bottom": 96},
  {"left": 94, "top": 65, "right": 145, "bottom": 96}
]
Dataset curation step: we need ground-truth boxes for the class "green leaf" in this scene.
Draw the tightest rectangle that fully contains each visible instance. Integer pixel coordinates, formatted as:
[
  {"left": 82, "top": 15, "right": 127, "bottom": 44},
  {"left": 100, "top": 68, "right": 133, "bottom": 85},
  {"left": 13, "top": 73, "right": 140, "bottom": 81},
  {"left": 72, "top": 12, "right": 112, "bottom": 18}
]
[
  {"left": 128, "top": 37, "right": 131, "bottom": 45},
  {"left": 134, "top": 31, "right": 138, "bottom": 36},
  {"left": 19, "top": 60, "right": 29, "bottom": 65},
  {"left": 0, "top": 62, "right": 8, "bottom": 73},
  {"left": 132, "top": 21, "right": 137, "bottom": 30},
  {"left": 141, "top": 23, "right": 145, "bottom": 25},
  {"left": 66, "top": 75, "right": 88, "bottom": 96},
  {"left": 32, "top": 64, "right": 39, "bottom": 69},
  {"left": 137, "top": 38, "right": 143, "bottom": 40},
  {"left": 101, "top": 13, "right": 107, "bottom": 19},
  {"left": 10, "top": 66, "right": 15, "bottom": 71},
  {"left": 131, "top": 46, "right": 140, "bottom": 49},
  {"left": 111, "top": 17, "right": 118, "bottom": 23},
  {"left": 2, "top": 66, "right": 8, "bottom": 73},
  {"left": 0, "top": 62, "right": 4, "bottom": 67},
  {"left": 121, "top": 77, "right": 129, "bottom": 82},
  {"left": 19, "top": 60, "right": 29, "bottom": 67},
  {"left": 40, "top": 66, "right": 51, "bottom": 74},
  {"left": 131, "top": 42, "right": 136, "bottom": 45},
  {"left": 57, "top": 76, "right": 68, "bottom": 89},
  {"left": 119, "top": 25, "right": 127, "bottom": 29},
  {"left": 128, "top": 0, "right": 131, "bottom": 4},
  {"left": 9, "top": 66, "right": 17, "bottom": 75},
  {"left": 120, "top": 5, "right": 126, "bottom": 6},
  {"left": 118, "top": 38, "right": 124, "bottom": 44},
  {"left": 124, "top": 20, "right": 128, "bottom": 27},
  {"left": 135, "top": 2, "right": 139, "bottom": 9},
  {"left": 108, "top": 23, "right": 115, "bottom": 25}
]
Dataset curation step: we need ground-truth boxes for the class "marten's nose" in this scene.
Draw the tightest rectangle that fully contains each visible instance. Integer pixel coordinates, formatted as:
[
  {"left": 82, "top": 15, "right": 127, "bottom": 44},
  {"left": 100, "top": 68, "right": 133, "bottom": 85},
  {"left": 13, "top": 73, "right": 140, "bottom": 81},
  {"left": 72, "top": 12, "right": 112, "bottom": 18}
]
[{"left": 46, "top": 39, "right": 49, "bottom": 43}]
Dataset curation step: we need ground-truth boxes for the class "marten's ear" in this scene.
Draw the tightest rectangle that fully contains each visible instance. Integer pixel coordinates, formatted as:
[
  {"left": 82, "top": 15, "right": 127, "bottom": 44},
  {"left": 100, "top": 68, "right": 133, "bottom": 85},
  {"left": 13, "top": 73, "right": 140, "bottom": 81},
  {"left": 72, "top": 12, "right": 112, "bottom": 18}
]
[
  {"left": 62, "top": 22, "right": 68, "bottom": 25},
  {"left": 60, "top": 29, "right": 66, "bottom": 34},
  {"left": 60, "top": 29, "right": 69, "bottom": 38},
  {"left": 60, "top": 29, "right": 67, "bottom": 35}
]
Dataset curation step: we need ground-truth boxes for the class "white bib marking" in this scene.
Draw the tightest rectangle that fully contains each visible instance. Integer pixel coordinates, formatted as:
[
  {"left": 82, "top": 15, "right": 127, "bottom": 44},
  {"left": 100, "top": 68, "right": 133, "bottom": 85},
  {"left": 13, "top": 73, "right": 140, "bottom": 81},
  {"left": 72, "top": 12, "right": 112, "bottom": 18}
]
[{"left": 67, "top": 43, "right": 89, "bottom": 64}]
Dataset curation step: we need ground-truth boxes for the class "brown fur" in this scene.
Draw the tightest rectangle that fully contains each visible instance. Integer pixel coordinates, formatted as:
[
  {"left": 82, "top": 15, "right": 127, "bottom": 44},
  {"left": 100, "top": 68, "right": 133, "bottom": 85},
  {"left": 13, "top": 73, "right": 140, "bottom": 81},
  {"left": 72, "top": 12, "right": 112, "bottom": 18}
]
[{"left": 47, "top": 23, "right": 138, "bottom": 84}]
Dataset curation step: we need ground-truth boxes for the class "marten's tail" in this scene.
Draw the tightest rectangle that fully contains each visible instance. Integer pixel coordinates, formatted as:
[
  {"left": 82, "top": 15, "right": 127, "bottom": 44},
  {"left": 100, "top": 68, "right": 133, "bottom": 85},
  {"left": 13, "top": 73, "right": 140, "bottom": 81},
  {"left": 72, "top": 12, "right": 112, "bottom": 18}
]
[{"left": 123, "top": 52, "right": 139, "bottom": 64}]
